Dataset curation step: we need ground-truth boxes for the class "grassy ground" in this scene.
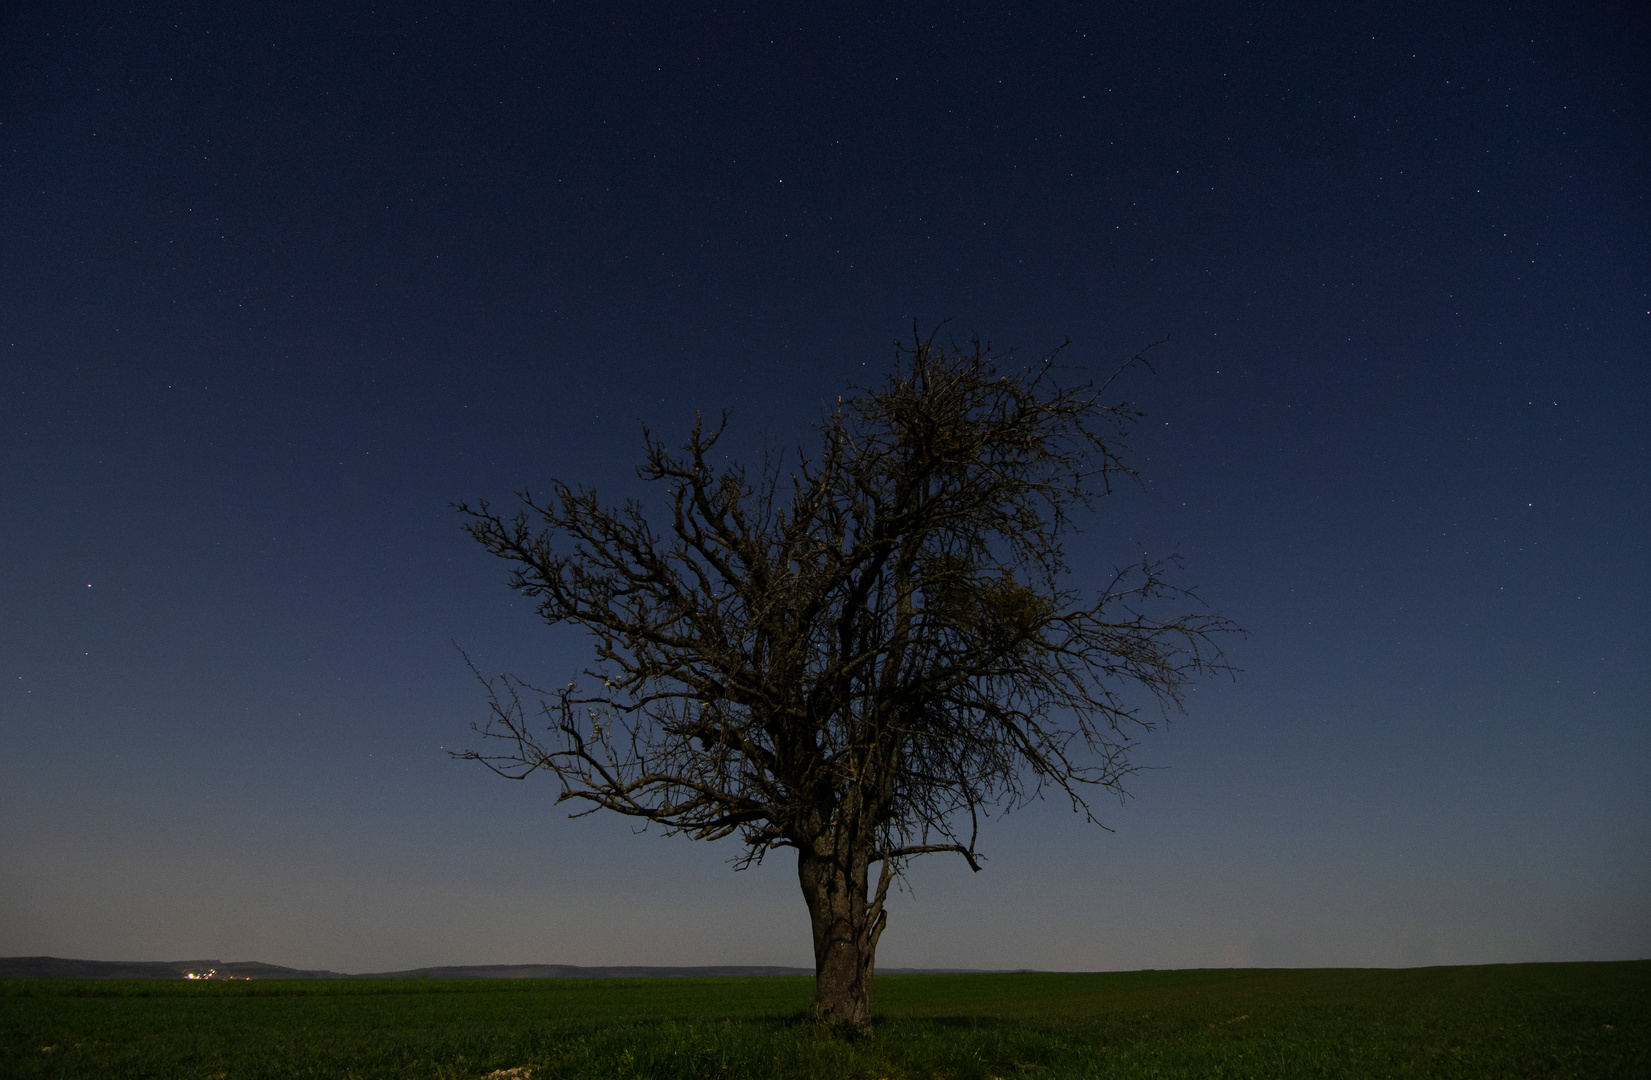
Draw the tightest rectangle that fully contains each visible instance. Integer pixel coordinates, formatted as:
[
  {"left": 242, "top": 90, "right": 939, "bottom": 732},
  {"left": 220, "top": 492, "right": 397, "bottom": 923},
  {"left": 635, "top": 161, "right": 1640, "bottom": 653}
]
[{"left": 1, "top": 962, "right": 1645, "bottom": 1079}]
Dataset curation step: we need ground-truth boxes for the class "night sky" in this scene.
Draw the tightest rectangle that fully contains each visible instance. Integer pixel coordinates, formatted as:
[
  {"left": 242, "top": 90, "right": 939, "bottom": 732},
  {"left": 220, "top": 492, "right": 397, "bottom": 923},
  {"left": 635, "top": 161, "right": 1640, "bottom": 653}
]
[{"left": 3, "top": 1, "right": 1646, "bottom": 974}]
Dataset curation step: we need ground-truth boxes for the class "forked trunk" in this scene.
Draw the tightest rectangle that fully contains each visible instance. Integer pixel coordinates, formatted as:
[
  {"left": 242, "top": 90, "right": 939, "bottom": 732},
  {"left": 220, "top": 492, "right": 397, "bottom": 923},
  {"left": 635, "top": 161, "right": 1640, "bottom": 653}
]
[{"left": 797, "top": 846, "right": 880, "bottom": 1033}]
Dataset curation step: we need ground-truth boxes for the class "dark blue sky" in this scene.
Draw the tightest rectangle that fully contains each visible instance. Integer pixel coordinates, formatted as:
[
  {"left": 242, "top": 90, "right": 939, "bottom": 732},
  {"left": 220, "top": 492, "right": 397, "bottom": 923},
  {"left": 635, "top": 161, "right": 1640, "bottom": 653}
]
[{"left": 3, "top": 0, "right": 1646, "bottom": 972}]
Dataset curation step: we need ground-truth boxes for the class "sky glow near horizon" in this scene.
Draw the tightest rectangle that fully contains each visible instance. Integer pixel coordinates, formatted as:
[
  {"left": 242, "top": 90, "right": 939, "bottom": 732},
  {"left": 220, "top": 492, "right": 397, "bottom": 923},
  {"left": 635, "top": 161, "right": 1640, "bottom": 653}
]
[{"left": 2, "top": 0, "right": 1647, "bottom": 973}]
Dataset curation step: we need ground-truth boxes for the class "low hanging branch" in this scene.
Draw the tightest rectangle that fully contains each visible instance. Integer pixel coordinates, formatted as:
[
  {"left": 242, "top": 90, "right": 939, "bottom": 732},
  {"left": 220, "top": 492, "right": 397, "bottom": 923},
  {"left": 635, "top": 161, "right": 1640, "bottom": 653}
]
[{"left": 454, "top": 331, "right": 1239, "bottom": 1031}]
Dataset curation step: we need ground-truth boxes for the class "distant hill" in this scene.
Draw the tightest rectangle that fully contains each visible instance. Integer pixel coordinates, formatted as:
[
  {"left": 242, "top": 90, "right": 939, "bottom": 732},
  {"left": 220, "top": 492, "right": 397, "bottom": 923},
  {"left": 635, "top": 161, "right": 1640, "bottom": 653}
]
[
  {"left": 0, "top": 957, "right": 343, "bottom": 979},
  {"left": 1, "top": 956, "right": 999, "bottom": 980},
  {"left": 357, "top": 963, "right": 817, "bottom": 979}
]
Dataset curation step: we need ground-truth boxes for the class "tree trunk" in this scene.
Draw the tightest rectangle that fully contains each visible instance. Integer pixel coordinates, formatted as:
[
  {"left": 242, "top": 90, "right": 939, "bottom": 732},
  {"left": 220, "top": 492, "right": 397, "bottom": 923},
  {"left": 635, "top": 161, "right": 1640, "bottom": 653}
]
[{"left": 797, "top": 846, "right": 879, "bottom": 1033}]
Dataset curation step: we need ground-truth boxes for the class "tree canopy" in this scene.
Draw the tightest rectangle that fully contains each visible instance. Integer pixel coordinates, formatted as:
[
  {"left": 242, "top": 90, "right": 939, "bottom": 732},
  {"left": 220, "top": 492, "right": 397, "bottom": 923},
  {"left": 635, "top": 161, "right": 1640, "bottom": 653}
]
[{"left": 456, "top": 333, "right": 1236, "bottom": 1030}]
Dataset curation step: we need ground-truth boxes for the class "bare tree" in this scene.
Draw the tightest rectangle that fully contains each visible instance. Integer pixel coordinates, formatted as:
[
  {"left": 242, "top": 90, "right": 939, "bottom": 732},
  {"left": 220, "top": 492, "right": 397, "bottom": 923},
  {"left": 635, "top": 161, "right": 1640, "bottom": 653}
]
[{"left": 454, "top": 332, "right": 1236, "bottom": 1031}]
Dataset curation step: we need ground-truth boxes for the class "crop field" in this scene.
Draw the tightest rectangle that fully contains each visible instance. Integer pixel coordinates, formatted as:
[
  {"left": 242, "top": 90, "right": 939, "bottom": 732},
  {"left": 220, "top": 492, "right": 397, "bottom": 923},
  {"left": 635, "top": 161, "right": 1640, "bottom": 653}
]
[{"left": 2, "top": 961, "right": 1646, "bottom": 1079}]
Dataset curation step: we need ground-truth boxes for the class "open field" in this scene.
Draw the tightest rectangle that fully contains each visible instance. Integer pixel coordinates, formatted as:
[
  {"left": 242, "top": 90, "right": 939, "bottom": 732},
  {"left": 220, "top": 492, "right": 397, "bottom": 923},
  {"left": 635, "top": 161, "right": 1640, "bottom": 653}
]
[{"left": 3, "top": 962, "right": 1646, "bottom": 1079}]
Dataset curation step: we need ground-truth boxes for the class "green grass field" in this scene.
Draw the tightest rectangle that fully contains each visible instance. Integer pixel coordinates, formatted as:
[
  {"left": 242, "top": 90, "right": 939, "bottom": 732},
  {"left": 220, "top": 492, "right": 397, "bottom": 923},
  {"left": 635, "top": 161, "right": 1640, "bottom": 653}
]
[{"left": 2, "top": 962, "right": 1646, "bottom": 1079}]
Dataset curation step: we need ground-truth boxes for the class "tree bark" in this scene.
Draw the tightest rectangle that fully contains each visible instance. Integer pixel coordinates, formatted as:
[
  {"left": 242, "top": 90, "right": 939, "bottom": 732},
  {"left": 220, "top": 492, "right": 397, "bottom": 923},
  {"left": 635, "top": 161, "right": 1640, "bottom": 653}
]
[{"left": 798, "top": 845, "right": 878, "bottom": 1033}]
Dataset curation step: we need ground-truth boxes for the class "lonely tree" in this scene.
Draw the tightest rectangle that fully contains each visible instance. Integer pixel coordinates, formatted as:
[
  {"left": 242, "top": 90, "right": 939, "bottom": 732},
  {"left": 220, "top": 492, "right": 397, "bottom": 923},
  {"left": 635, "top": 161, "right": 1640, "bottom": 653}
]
[{"left": 455, "top": 334, "right": 1234, "bottom": 1031}]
